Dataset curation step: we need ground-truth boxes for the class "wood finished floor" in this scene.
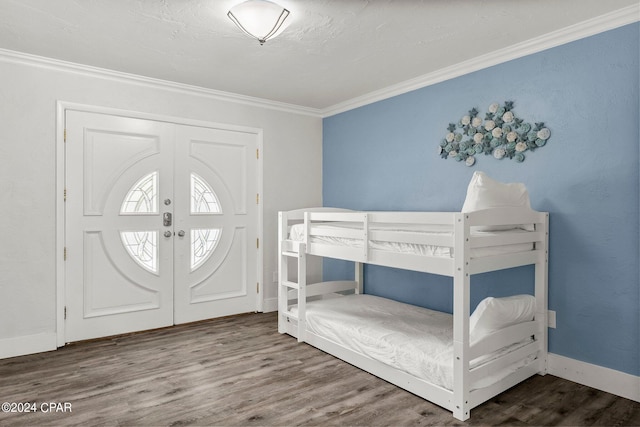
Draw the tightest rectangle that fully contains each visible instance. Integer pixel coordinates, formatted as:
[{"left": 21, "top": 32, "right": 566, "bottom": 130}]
[{"left": 0, "top": 312, "right": 638, "bottom": 427}]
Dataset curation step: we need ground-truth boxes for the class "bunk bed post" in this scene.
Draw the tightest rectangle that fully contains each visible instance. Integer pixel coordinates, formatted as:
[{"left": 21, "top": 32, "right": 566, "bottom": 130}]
[
  {"left": 452, "top": 213, "right": 471, "bottom": 421},
  {"left": 297, "top": 243, "right": 307, "bottom": 343},
  {"left": 535, "top": 213, "right": 550, "bottom": 374},
  {"left": 278, "top": 212, "right": 287, "bottom": 334},
  {"left": 355, "top": 262, "right": 364, "bottom": 294}
]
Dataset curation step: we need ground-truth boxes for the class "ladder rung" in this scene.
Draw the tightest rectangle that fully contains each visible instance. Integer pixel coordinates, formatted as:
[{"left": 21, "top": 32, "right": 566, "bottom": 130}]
[
  {"left": 282, "top": 250, "right": 300, "bottom": 258},
  {"left": 281, "top": 280, "right": 299, "bottom": 289}
]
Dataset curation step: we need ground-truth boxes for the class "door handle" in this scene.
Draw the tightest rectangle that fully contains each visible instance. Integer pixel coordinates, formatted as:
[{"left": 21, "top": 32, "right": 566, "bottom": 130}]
[
  {"left": 163, "top": 212, "right": 172, "bottom": 227},
  {"left": 163, "top": 231, "right": 172, "bottom": 238},
  {"left": 177, "top": 230, "right": 185, "bottom": 237}
]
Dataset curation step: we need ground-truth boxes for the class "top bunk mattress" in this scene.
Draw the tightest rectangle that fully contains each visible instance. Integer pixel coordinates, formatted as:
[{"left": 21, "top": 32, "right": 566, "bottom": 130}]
[
  {"left": 299, "top": 294, "right": 535, "bottom": 391},
  {"left": 288, "top": 222, "right": 533, "bottom": 258}
]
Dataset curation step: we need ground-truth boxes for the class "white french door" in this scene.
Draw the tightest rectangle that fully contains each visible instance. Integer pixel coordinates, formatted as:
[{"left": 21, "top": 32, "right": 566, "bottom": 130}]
[
  {"left": 172, "top": 125, "right": 258, "bottom": 324},
  {"left": 65, "top": 111, "right": 258, "bottom": 343}
]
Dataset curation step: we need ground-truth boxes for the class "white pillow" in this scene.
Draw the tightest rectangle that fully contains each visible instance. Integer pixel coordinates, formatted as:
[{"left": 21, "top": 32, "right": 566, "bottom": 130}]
[
  {"left": 461, "top": 171, "right": 532, "bottom": 230},
  {"left": 469, "top": 294, "right": 536, "bottom": 343}
]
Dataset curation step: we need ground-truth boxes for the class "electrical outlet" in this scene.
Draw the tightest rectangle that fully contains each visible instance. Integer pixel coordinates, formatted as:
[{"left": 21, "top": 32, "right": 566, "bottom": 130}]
[{"left": 548, "top": 310, "right": 556, "bottom": 328}]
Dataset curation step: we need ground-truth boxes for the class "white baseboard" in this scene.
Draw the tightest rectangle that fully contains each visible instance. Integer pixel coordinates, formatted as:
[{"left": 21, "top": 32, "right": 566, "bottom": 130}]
[
  {"left": 263, "top": 297, "right": 278, "bottom": 313},
  {"left": 0, "top": 332, "right": 57, "bottom": 359},
  {"left": 548, "top": 353, "right": 639, "bottom": 402}
]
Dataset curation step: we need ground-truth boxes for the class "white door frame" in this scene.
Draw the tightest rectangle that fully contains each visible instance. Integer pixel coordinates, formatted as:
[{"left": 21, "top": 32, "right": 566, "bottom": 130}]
[{"left": 55, "top": 101, "right": 264, "bottom": 347}]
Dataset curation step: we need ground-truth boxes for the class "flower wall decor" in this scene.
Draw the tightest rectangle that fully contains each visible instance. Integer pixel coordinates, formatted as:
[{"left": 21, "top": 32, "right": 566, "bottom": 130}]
[{"left": 438, "top": 101, "right": 550, "bottom": 166}]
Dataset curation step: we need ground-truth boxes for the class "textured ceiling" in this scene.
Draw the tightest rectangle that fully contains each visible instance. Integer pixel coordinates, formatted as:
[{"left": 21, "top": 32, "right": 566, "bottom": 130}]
[{"left": 0, "top": 0, "right": 637, "bottom": 112}]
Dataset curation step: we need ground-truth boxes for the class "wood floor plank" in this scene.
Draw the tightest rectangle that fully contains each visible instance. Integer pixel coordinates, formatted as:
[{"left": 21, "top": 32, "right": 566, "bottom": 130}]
[{"left": 0, "top": 312, "right": 638, "bottom": 426}]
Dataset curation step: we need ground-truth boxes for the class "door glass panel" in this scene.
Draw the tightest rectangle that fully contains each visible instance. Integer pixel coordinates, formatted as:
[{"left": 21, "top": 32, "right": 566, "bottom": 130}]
[
  {"left": 191, "top": 228, "right": 221, "bottom": 270},
  {"left": 191, "top": 173, "right": 221, "bottom": 214},
  {"left": 120, "top": 231, "right": 158, "bottom": 274},
  {"left": 121, "top": 171, "right": 158, "bottom": 214}
]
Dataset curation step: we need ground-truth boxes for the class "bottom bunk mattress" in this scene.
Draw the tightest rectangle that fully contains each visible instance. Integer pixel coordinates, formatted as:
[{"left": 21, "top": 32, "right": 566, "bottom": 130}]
[{"left": 295, "top": 294, "right": 536, "bottom": 391}]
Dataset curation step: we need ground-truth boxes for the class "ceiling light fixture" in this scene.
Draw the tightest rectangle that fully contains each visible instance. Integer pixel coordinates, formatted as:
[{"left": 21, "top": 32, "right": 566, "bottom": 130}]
[{"left": 227, "top": 0, "right": 290, "bottom": 45}]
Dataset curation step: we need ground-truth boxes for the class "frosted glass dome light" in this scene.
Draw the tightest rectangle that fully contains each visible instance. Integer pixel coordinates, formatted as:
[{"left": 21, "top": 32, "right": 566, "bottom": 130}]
[{"left": 227, "top": 0, "right": 290, "bottom": 45}]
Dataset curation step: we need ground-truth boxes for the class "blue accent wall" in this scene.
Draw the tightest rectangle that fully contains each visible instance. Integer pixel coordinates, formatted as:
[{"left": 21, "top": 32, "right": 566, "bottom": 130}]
[{"left": 322, "top": 24, "right": 639, "bottom": 376}]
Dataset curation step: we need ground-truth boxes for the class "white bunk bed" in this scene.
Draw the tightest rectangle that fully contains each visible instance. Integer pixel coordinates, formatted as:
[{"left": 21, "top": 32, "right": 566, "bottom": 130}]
[{"left": 277, "top": 176, "right": 549, "bottom": 421}]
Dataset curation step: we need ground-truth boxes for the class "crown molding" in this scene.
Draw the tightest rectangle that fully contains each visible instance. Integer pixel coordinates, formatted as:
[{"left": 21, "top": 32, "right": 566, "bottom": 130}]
[
  {"left": 0, "top": 3, "right": 636, "bottom": 120},
  {"left": 321, "top": 4, "right": 640, "bottom": 118},
  {"left": 0, "top": 48, "right": 323, "bottom": 118}
]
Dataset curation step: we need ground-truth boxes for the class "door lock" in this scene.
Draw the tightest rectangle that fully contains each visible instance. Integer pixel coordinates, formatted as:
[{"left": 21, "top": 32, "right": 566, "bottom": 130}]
[
  {"left": 163, "top": 212, "right": 172, "bottom": 227},
  {"left": 177, "top": 230, "right": 185, "bottom": 237},
  {"left": 163, "top": 231, "right": 172, "bottom": 238}
]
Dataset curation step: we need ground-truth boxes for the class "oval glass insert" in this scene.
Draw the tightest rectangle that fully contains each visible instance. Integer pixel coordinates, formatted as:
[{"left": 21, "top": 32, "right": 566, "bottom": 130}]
[
  {"left": 191, "top": 173, "right": 221, "bottom": 214},
  {"left": 121, "top": 171, "right": 158, "bottom": 214},
  {"left": 191, "top": 228, "right": 221, "bottom": 270},
  {"left": 120, "top": 231, "right": 158, "bottom": 274}
]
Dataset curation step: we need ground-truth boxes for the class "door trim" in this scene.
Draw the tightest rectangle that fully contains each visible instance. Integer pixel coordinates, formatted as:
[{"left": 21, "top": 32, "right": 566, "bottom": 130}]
[{"left": 55, "top": 101, "right": 264, "bottom": 347}]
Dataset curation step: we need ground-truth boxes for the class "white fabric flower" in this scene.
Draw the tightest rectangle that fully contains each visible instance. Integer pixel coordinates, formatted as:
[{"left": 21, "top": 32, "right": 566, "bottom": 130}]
[
  {"left": 484, "top": 120, "right": 496, "bottom": 131},
  {"left": 446, "top": 132, "right": 455, "bottom": 142},
  {"left": 506, "top": 131, "right": 518, "bottom": 142},
  {"left": 516, "top": 142, "right": 527, "bottom": 152},
  {"left": 461, "top": 115, "right": 471, "bottom": 125},
  {"left": 449, "top": 150, "right": 458, "bottom": 157},
  {"left": 493, "top": 148, "right": 506, "bottom": 159},
  {"left": 489, "top": 103, "right": 499, "bottom": 113},
  {"left": 492, "top": 127, "right": 503, "bottom": 138},
  {"left": 473, "top": 132, "right": 484, "bottom": 143},
  {"left": 502, "top": 111, "right": 514, "bottom": 123},
  {"left": 537, "top": 128, "right": 551, "bottom": 140},
  {"left": 471, "top": 117, "right": 483, "bottom": 127},
  {"left": 465, "top": 156, "right": 476, "bottom": 166}
]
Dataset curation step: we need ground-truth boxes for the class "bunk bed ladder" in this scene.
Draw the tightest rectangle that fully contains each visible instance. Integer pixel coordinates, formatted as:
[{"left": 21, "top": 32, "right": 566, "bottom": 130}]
[{"left": 278, "top": 240, "right": 307, "bottom": 343}]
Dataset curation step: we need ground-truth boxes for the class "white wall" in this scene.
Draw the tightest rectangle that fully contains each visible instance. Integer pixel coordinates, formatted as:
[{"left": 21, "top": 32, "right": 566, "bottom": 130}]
[{"left": 0, "top": 52, "right": 322, "bottom": 355}]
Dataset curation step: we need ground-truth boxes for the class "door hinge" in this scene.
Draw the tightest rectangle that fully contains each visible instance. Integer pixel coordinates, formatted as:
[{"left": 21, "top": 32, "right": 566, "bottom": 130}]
[
  {"left": 256, "top": 282, "right": 259, "bottom": 293},
  {"left": 64, "top": 306, "right": 67, "bottom": 320},
  {"left": 64, "top": 187, "right": 67, "bottom": 202},
  {"left": 64, "top": 129, "right": 67, "bottom": 143},
  {"left": 256, "top": 238, "right": 259, "bottom": 249},
  {"left": 256, "top": 193, "right": 259, "bottom": 204},
  {"left": 256, "top": 148, "right": 259, "bottom": 159},
  {"left": 64, "top": 247, "right": 67, "bottom": 261}
]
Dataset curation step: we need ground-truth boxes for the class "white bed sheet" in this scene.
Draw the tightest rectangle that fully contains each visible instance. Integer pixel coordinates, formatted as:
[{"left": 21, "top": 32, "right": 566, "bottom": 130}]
[
  {"left": 295, "top": 294, "right": 535, "bottom": 391},
  {"left": 289, "top": 222, "right": 532, "bottom": 258}
]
